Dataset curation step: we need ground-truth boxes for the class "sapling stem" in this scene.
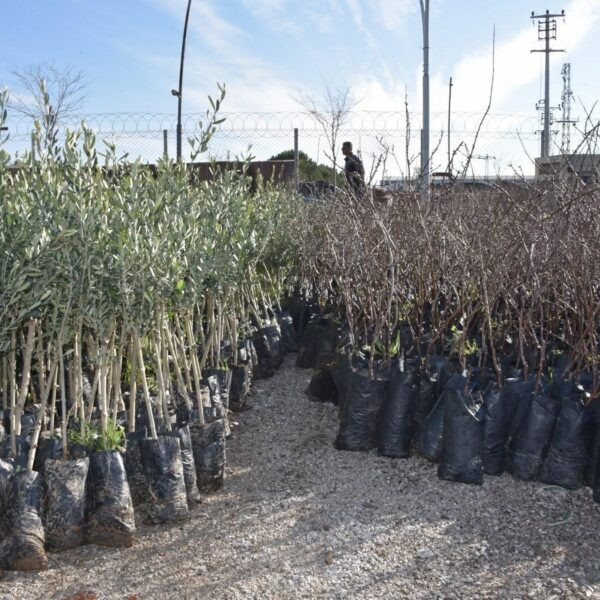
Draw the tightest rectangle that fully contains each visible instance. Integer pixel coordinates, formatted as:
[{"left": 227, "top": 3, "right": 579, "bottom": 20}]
[
  {"left": 128, "top": 336, "right": 137, "bottom": 433},
  {"left": 49, "top": 365, "right": 58, "bottom": 434},
  {"left": 27, "top": 359, "right": 58, "bottom": 471},
  {"left": 200, "top": 293, "right": 216, "bottom": 371},
  {"left": 86, "top": 369, "right": 100, "bottom": 421},
  {"left": 174, "top": 315, "right": 193, "bottom": 392},
  {"left": 58, "top": 338, "right": 68, "bottom": 459},
  {"left": 1, "top": 357, "right": 7, "bottom": 411},
  {"left": 230, "top": 313, "right": 238, "bottom": 365},
  {"left": 14, "top": 319, "right": 37, "bottom": 436},
  {"left": 36, "top": 323, "right": 46, "bottom": 409},
  {"left": 9, "top": 331, "right": 17, "bottom": 457},
  {"left": 154, "top": 337, "right": 171, "bottom": 432},
  {"left": 74, "top": 330, "right": 85, "bottom": 436},
  {"left": 185, "top": 314, "right": 205, "bottom": 425},
  {"left": 134, "top": 330, "right": 158, "bottom": 439},
  {"left": 165, "top": 322, "right": 192, "bottom": 411},
  {"left": 110, "top": 328, "right": 125, "bottom": 422}
]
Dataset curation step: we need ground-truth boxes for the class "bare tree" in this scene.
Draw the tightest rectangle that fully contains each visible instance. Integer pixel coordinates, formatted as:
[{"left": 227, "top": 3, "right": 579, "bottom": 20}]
[
  {"left": 294, "top": 83, "right": 360, "bottom": 186},
  {"left": 9, "top": 63, "right": 87, "bottom": 151}
]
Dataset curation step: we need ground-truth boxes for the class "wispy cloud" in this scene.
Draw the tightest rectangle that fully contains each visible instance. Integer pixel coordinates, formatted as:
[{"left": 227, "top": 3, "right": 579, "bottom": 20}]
[
  {"left": 366, "top": 0, "right": 415, "bottom": 32},
  {"left": 142, "top": 0, "right": 299, "bottom": 112},
  {"left": 430, "top": 0, "right": 600, "bottom": 114}
]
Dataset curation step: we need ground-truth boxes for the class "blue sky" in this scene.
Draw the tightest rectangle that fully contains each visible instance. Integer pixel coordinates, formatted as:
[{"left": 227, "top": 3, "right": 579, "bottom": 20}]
[
  {"left": 2, "top": 0, "right": 599, "bottom": 114},
  {"left": 2, "top": 0, "right": 600, "bottom": 174}
]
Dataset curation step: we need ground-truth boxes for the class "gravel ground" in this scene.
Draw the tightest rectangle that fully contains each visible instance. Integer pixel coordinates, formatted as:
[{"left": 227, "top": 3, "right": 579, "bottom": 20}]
[{"left": 2, "top": 355, "right": 600, "bottom": 600}]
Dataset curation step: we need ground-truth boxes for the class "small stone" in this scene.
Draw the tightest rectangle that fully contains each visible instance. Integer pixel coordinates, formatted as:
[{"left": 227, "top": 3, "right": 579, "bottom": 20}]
[
  {"left": 417, "top": 547, "right": 435, "bottom": 560},
  {"left": 325, "top": 549, "right": 334, "bottom": 565}
]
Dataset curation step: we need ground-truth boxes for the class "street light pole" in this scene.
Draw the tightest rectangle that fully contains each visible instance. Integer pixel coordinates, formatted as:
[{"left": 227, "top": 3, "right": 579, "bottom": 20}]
[
  {"left": 420, "top": 0, "right": 430, "bottom": 202},
  {"left": 173, "top": 0, "right": 193, "bottom": 162}
]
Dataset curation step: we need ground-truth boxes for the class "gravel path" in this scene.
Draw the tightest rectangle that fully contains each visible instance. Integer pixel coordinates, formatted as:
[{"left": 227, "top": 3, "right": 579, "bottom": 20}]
[{"left": 2, "top": 355, "right": 600, "bottom": 600}]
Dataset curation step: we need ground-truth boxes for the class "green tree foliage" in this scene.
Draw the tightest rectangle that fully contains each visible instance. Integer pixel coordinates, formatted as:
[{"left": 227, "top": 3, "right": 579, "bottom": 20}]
[{"left": 270, "top": 150, "right": 342, "bottom": 184}]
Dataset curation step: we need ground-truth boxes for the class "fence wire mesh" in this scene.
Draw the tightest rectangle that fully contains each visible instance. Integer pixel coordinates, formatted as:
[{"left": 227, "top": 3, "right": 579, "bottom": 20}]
[{"left": 2, "top": 109, "right": 594, "bottom": 180}]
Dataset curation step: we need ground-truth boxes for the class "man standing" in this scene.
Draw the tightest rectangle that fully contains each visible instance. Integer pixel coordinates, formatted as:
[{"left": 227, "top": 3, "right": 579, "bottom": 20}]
[{"left": 342, "top": 141, "right": 365, "bottom": 195}]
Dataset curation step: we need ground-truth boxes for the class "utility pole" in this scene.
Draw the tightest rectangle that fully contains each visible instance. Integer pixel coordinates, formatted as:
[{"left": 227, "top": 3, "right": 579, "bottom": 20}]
[
  {"left": 172, "top": 0, "right": 193, "bottom": 162},
  {"left": 557, "top": 63, "right": 577, "bottom": 154},
  {"left": 293, "top": 128, "right": 299, "bottom": 192},
  {"left": 447, "top": 77, "right": 453, "bottom": 175},
  {"left": 531, "top": 9, "right": 565, "bottom": 158},
  {"left": 473, "top": 154, "right": 496, "bottom": 179},
  {"left": 420, "top": 0, "right": 430, "bottom": 201}
]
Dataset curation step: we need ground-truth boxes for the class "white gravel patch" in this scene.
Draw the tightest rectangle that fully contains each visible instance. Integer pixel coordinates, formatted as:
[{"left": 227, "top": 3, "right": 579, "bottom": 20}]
[{"left": 1, "top": 355, "right": 599, "bottom": 599}]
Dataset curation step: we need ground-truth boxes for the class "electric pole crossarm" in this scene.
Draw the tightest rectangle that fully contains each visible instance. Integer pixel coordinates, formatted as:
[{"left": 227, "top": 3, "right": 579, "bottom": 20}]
[
  {"left": 531, "top": 11, "right": 565, "bottom": 19},
  {"left": 530, "top": 49, "right": 565, "bottom": 53}
]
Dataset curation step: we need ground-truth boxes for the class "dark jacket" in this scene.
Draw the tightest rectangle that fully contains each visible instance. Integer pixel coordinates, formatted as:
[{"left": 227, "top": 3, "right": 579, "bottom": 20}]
[{"left": 344, "top": 152, "right": 365, "bottom": 193}]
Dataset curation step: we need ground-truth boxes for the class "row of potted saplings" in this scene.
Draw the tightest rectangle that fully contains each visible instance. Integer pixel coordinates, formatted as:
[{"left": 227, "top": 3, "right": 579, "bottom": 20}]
[
  {"left": 0, "top": 312, "right": 295, "bottom": 572},
  {"left": 297, "top": 308, "right": 600, "bottom": 500}
]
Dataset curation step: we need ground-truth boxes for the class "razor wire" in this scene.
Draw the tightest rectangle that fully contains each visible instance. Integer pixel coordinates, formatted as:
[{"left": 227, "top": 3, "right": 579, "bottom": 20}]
[{"left": 0, "top": 110, "right": 577, "bottom": 178}]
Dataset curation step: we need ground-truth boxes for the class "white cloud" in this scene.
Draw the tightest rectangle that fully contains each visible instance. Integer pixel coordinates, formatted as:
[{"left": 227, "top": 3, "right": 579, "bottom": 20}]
[
  {"left": 367, "top": 0, "right": 415, "bottom": 31},
  {"left": 429, "top": 0, "right": 600, "bottom": 114}
]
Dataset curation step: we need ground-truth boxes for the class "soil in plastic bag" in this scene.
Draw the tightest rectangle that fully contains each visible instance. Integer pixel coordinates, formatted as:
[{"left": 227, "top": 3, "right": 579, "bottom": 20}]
[
  {"left": 584, "top": 399, "right": 600, "bottom": 487},
  {"left": 594, "top": 456, "right": 600, "bottom": 503},
  {"left": 277, "top": 311, "right": 299, "bottom": 352},
  {"left": 414, "top": 375, "right": 436, "bottom": 438},
  {"left": 69, "top": 442, "right": 93, "bottom": 460},
  {"left": 415, "top": 390, "right": 446, "bottom": 463},
  {"left": 333, "top": 354, "right": 370, "bottom": 418},
  {"left": 289, "top": 296, "right": 321, "bottom": 339},
  {"left": 168, "top": 425, "right": 201, "bottom": 504},
  {"left": 19, "top": 412, "right": 37, "bottom": 438},
  {"left": 378, "top": 367, "right": 417, "bottom": 458},
  {"left": 334, "top": 369, "right": 387, "bottom": 451},
  {"left": 33, "top": 435, "right": 63, "bottom": 474},
  {"left": 296, "top": 318, "right": 337, "bottom": 369},
  {"left": 124, "top": 430, "right": 147, "bottom": 507},
  {"left": 44, "top": 457, "right": 89, "bottom": 551},
  {"left": 203, "top": 374, "right": 223, "bottom": 419},
  {"left": 0, "top": 458, "right": 14, "bottom": 536},
  {"left": 0, "top": 410, "right": 6, "bottom": 441},
  {"left": 252, "top": 330, "right": 276, "bottom": 379},
  {"left": 438, "top": 375, "right": 484, "bottom": 484},
  {"left": 247, "top": 339, "right": 258, "bottom": 378},
  {"left": 507, "top": 391, "right": 560, "bottom": 482},
  {"left": 207, "top": 368, "right": 232, "bottom": 412},
  {"left": 332, "top": 355, "right": 352, "bottom": 418},
  {"left": 85, "top": 450, "right": 135, "bottom": 547},
  {"left": 540, "top": 381, "right": 591, "bottom": 489},
  {"left": 264, "top": 323, "right": 284, "bottom": 368},
  {"left": 229, "top": 364, "right": 250, "bottom": 411},
  {"left": 307, "top": 367, "right": 338, "bottom": 404},
  {"left": 139, "top": 436, "right": 188, "bottom": 524},
  {"left": 288, "top": 293, "right": 308, "bottom": 335},
  {"left": 190, "top": 419, "right": 226, "bottom": 493},
  {"left": 482, "top": 378, "right": 534, "bottom": 476},
  {"left": 0, "top": 470, "right": 48, "bottom": 571},
  {"left": 1, "top": 434, "right": 30, "bottom": 469}
]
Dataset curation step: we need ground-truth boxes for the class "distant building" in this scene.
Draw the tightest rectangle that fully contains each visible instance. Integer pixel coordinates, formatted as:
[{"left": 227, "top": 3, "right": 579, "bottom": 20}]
[{"left": 535, "top": 154, "right": 600, "bottom": 185}]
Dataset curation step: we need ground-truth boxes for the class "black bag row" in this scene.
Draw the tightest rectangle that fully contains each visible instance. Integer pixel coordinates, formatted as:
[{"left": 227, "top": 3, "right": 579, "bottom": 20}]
[
  {"left": 309, "top": 354, "right": 600, "bottom": 500},
  {"left": 0, "top": 316, "right": 298, "bottom": 572}
]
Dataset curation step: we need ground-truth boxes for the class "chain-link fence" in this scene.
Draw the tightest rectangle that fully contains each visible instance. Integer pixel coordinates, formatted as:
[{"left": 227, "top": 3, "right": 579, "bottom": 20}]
[{"left": 2, "top": 109, "right": 592, "bottom": 179}]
